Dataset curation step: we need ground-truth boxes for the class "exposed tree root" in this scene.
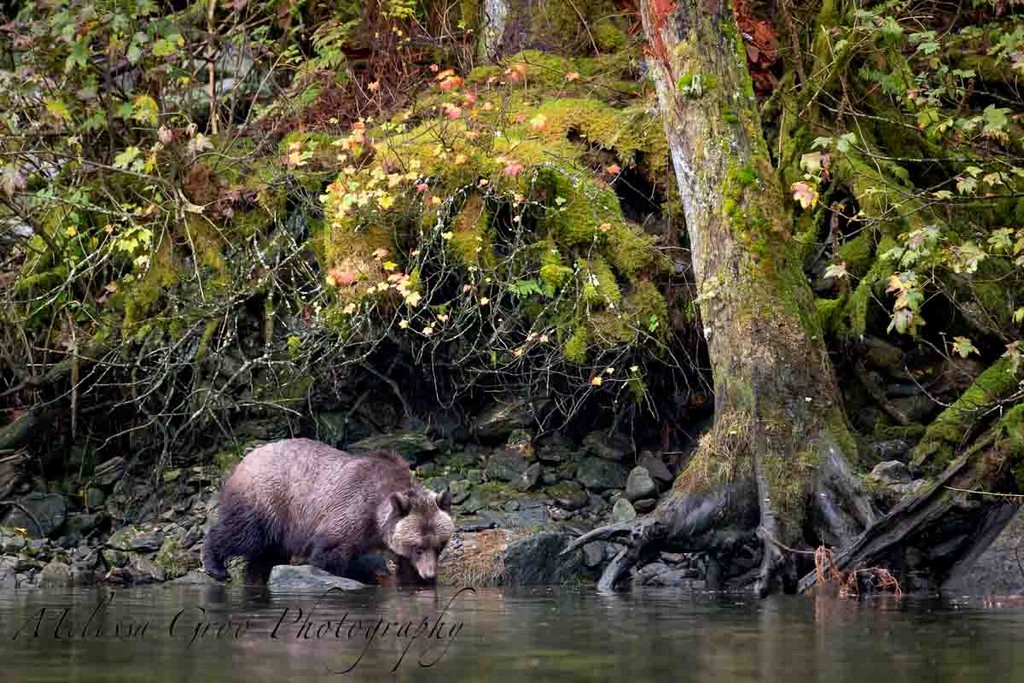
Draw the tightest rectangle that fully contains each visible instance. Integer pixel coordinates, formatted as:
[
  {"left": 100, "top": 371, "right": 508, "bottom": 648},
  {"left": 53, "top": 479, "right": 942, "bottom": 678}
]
[{"left": 800, "top": 410, "right": 1024, "bottom": 593}]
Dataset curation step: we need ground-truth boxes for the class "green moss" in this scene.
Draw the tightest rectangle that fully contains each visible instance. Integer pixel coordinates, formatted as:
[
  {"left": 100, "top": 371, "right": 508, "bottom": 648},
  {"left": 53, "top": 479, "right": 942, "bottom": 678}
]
[
  {"left": 563, "top": 326, "right": 588, "bottom": 363},
  {"left": 836, "top": 232, "right": 874, "bottom": 274},
  {"left": 912, "top": 357, "right": 1021, "bottom": 471},
  {"left": 816, "top": 297, "right": 844, "bottom": 335},
  {"left": 580, "top": 257, "right": 621, "bottom": 306},
  {"left": 627, "top": 280, "right": 669, "bottom": 337}
]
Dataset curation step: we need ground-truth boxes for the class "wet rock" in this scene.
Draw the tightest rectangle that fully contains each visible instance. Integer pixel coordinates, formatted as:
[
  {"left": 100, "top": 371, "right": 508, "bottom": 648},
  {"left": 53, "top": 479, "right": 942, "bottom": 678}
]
[
  {"left": 583, "top": 431, "right": 631, "bottom": 461},
  {"left": 314, "top": 411, "right": 353, "bottom": 447},
  {"left": 268, "top": 565, "right": 366, "bottom": 591},
  {"left": 506, "top": 429, "right": 535, "bottom": 458},
  {"left": 449, "top": 480, "right": 471, "bottom": 505},
  {"left": 348, "top": 431, "right": 438, "bottom": 464},
  {"left": 424, "top": 476, "right": 451, "bottom": 494},
  {"left": 85, "top": 488, "right": 106, "bottom": 509},
  {"left": 510, "top": 499, "right": 548, "bottom": 528},
  {"left": 107, "top": 526, "right": 164, "bottom": 553},
  {"left": 1, "top": 531, "right": 27, "bottom": 553},
  {"left": 640, "top": 452, "right": 674, "bottom": 487},
  {"left": 887, "top": 383, "right": 923, "bottom": 397},
  {"left": 625, "top": 467, "right": 657, "bottom": 502},
  {"left": 38, "top": 560, "right": 73, "bottom": 588},
  {"left": 70, "top": 563, "right": 97, "bottom": 587},
  {"left": 502, "top": 532, "right": 590, "bottom": 585},
  {"left": 870, "top": 460, "right": 912, "bottom": 484},
  {"left": 536, "top": 432, "right": 572, "bottom": 464},
  {"left": 576, "top": 457, "right": 628, "bottom": 491},
  {"left": 891, "top": 395, "right": 941, "bottom": 423},
  {"left": 633, "top": 498, "right": 657, "bottom": 513},
  {"left": 0, "top": 560, "right": 18, "bottom": 589},
  {"left": 2, "top": 492, "right": 67, "bottom": 538},
  {"left": 154, "top": 537, "right": 200, "bottom": 580},
  {"left": 612, "top": 498, "right": 637, "bottom": 523},
  {"left": 474, "top": 399, "right": 533, "bottom": 442},
  {"left": 582, "top": 542, "right": 608, "bottom": 568},
  {"left": 130, "top": 557, "right": 166, "bottom": 583},
  {"left": 870, "top": 440, "right": 911, "bottom": 461},
  {"left": 65, "top": 513, "right": 102, "bottom": 536},
  {"left": 862, "top": 336, "right": 904, "bottom": 376},
  {"left": 485, "top": 450, "right": 529, "bottom": 482},
  {"left": 635, "top": 562, "right": 695, "bottom": 587},
  {"left": 513, "top": 463, "right": 541, "bottom": 492},
  {"left": 547, "top": 481, "right": 588, "bottom": 511},
  {"left": 101, "top": 548, "right": 128, "bottom": 568},
  {"left": 93, "top": 457, "right": 126, "bottom": 488}
]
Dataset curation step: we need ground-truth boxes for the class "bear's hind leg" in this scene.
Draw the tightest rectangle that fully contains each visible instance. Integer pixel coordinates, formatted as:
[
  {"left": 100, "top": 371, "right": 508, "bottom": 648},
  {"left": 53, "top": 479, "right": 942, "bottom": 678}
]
[
  {"left": 203, "top": 491, "right": 274, "bottom": 582},
  {"left": 244, "top": 546, "right": 288, "bottom": 586}
]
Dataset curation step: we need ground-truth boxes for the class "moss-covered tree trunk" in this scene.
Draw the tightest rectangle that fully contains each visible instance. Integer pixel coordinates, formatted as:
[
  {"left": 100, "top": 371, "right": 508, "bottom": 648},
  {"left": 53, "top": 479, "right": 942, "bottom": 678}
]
[{"left": 569, "top": 0, "right": 877, "bottom": 595}]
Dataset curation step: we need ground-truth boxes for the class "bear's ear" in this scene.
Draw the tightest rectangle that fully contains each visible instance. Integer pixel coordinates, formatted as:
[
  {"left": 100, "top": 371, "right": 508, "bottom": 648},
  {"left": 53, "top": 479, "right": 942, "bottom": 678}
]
[
  {"left": 435, "top": 489, "right": 452, "bottom": 513},
  {"left": 390, "top": 491, "right": 411, "bottom": 517}
]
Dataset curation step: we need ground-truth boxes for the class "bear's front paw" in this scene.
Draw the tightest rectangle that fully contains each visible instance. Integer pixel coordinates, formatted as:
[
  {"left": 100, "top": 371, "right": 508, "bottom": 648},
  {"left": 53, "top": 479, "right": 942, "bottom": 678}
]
[{"left": 204, "top": 566, "right": 230, "bottom": 582}]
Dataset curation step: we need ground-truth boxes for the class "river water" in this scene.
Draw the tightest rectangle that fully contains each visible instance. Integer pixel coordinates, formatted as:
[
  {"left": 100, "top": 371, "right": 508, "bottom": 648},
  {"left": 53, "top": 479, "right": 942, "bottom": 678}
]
[{"left": 1, "top": 585, "right": 1023, "bottom": 681}]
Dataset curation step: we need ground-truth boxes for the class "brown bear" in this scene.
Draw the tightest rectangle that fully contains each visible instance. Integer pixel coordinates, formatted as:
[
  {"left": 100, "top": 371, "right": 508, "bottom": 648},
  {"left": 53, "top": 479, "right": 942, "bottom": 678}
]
[{"left": 202, "top": 438, "right": 453, "bottom": 586}]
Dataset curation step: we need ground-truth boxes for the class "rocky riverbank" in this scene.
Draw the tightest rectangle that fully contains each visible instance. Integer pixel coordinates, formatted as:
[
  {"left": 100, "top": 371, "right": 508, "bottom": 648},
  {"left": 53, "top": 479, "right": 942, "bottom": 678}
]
[
  {"left": 3, "top": 380, "right": 1023, "bottom": 592},
  {"left": 0, "top": 400, "right": 685, "bottom": 589}
]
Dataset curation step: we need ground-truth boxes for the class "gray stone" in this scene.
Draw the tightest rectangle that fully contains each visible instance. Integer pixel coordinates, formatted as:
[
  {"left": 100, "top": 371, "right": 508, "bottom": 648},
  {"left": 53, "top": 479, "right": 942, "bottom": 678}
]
[
  {"left": 474, "top": 399, "right": 533, "bottom": 441},
  {"left": 268, "top": 565, "right": 366, "bottom": 592},
  {"left": 2, "top": 492, "right": 67, "bottom": 538},
  {"left": 582, "top": 542, "right": 607, "bottom": 568},
  {"left": 625, "top": 466, "right": 658, "bottom": 502},
  {"left": 536, "top": 433, "right": 572, "bottom": 463},
  {"left": 870, "top": 460, "right": 912, "bottom": 484},
  {"left": 633, "top": 498, "right": 657, "bottom": 513},
  {"left": 65, "top": 514, "right": 101, "bottom": 536},
  {"left": 513, "top": 463, "right": 541, "bottom": 492},
  {"left": 583, "top": 431, "right": 631, "bottom": 461},
  {"left": 502, "top": 532, "right": 590, "bottom": 585},
  {"left": 449, "top": 480, "right": 471, "bottom": 505},
  {"left": 485, "top": 450, "right": 529, "bottom": 482},
  {"left": 612, "top": 498, "right": 637, "bottom": 523},
  {"left": 870, "top": 440, "right": 911, "bottom": 461},
  {"left": 547, "top": 481, "right": 588, "bottom": 510},
  {"left": 314, "top": 411, "right": 352, "bottom": 446},
  {"left": 107, "top": 525, "right": 164, "bottom": 552},
  {"left": 423, "top": 476, "right": 451, "bottom": 494},
  {"left": 891, "top": 395, "right": 941, "bottom": 423},
  {"left": 576, "top": 457, "right": 628, "bottom": 491},
  {"left": 93, "top": 457, "right": 126, "bottom": 488},
  {"left": 38, "top": 560, "right": 73, "bottom": 588},
  {"left": 639, "top": 452, "right": 674, "bottom": 486},
  {"left": 0, "top": 561, "right": 18, "bottom": 590},
  {"left": 85, "top": 488, "right": 106, "bottom": 509},
  {"left": 348, "top": 431, "right": 438, "bottom": 464},
  {"left": 635, "top": 561, "right": 694, "bottom": 587}
]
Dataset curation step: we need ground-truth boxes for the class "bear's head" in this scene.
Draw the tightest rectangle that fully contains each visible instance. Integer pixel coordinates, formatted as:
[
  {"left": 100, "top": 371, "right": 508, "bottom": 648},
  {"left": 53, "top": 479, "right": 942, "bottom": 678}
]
[{"left": 382, "top": 488, "right": 454, "bottom": 584}]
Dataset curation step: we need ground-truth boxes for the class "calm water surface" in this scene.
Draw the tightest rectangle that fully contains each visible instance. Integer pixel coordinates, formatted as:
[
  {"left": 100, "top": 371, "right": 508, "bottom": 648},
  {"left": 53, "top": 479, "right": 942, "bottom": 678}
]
[{"left": 0, "top": 584, "right": 1022, "bottom": 681}]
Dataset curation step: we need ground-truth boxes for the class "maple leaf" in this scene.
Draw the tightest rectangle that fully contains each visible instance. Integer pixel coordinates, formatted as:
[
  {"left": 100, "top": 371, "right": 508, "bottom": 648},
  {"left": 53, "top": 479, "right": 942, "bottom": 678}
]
[{"left": 791, "top": 181, "right": 819, "bottom": 209}]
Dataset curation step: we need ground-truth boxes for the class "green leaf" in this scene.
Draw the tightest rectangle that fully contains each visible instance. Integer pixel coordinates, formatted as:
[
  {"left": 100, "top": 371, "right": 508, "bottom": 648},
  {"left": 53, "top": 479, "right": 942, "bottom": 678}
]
[
  {"left": 952, "top": 336, "right": 979, "bottom": 358},
  {"left": 113, "top": 146, "right": 141, "bottom": 169}
]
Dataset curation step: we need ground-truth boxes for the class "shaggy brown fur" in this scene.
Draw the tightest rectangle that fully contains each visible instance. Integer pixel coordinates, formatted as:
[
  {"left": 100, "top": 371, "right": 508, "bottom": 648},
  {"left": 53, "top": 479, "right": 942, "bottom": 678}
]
[{"left": 202, "top": 438, "right": 453, "bottom": 585}]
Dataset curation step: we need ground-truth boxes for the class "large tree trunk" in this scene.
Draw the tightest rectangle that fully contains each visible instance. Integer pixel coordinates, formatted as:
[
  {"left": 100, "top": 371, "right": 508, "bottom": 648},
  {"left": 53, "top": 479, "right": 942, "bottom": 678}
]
[
  {"left": 566, "top": 0, "right": 877, "bottom": 595},
  {"left": 566, "top": 0, "right": 1024, "bottom": 597}
]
